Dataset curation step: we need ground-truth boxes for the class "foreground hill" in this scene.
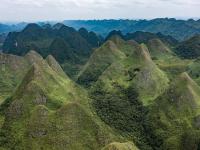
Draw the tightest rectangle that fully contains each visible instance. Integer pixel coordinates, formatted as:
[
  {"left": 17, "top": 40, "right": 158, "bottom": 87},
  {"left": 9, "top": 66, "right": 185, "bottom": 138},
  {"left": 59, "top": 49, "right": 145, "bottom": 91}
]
[
  {"left": 87, "top": 37, "right": 170, "bottom": 149},
  {"left": 148, "top": 72, "right": 200, "bottom": 149},
  {"left": 0, "top": 51, "right": 137, "bottom": 150}
]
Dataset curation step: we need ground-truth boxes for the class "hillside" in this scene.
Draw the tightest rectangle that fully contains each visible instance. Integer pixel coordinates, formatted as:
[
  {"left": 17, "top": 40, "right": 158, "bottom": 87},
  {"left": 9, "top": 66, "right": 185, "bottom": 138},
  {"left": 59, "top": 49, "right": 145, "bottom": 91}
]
[
  {"left": 89, "top": 39, "right": 170, "bottom": 150},
  {"left": 148, "top": 72, "right": 200, "bottom": 149},
  {"left": 77, "top": 37, "right": 127, "bottom": 87},
  {"left": 0, "top": 53, "right": 29, "bottom": 103},
  {"left": 0, "top": 51, "right": 130, "bottom": 150},
  {"left": 2, "top": 20, "right": 200, "bottom": 150}
]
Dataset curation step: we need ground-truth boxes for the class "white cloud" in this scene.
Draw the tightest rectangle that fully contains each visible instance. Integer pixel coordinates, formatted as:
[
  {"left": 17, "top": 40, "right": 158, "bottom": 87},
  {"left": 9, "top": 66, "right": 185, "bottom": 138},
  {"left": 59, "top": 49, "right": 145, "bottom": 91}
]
[{"left": 0, "top": 0, "right": 199, "bottom": 22}]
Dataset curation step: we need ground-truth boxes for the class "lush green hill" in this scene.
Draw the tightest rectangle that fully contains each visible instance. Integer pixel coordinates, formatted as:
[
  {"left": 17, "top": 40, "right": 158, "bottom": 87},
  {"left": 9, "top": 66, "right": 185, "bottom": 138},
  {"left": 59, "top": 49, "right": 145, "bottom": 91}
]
[
  {"left": 0, "top": 51, "right": 129, "bottom": 150},
  {"left": 92, "top": 39, "right": 169, "bottom": 105},
  {"left": 2, "top": 21, "right": 200, "bottom": 150},
  {"left": 77, "top": 36, "right": 128, "bottom": 87},
  {"left": 89, "top": 39, "right": 170, "bottom": 149},
  {"left": 144, "top": 38, "right": 191, "bottom": 79},
  {"left": 148, "top": 72, "right": 200, "bottom": 149}
]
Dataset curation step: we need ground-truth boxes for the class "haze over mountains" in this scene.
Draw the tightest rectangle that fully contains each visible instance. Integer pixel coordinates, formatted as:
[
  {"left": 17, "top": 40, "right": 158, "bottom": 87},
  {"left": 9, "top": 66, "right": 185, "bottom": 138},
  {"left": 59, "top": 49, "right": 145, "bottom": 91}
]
[{"left": 1, "top": 19, "right": 200, "bottom": 150}]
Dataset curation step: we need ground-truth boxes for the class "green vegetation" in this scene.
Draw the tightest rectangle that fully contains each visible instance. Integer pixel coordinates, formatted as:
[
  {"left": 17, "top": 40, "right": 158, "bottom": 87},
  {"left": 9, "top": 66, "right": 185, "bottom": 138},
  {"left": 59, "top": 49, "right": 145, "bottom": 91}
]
[
  {"left": 2, "top": 23, "right": 200, "bottom": 150},
  {"left": 3, "top": 23, "right": 103, "bottom": 79},
  {"left": 102, "top": 142, "right": 139, "bottom": 150},
  {"left": 175, "top": 35, "right": 200, "bottom": 59},
  {"left": 0, "top": 51, "right": 127, "bottom": 150},
  {"left": 77, "top": 37, "right": 127, "bottom": 87}
]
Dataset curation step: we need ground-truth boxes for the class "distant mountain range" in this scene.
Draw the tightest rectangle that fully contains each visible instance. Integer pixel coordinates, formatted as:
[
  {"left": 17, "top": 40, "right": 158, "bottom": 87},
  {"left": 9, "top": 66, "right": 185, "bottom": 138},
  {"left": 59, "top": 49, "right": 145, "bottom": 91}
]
[
  {"left": 1, "top": 18, "right": 200, "bottom": 41},
  {"left": 63, "top": 18, "right": 200, "bottom": 40}
]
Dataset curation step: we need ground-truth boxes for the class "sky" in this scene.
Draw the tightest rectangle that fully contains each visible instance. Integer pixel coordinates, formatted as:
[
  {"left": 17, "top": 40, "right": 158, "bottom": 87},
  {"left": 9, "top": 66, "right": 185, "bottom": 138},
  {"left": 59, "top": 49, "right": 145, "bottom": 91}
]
[{"left": 0, "top": 0, "right": 200, "bottom": 22}]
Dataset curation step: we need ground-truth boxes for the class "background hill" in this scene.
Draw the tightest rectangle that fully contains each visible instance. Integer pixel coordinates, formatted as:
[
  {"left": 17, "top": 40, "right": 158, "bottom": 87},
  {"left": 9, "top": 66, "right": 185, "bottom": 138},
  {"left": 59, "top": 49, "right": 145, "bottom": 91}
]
[
  {"left": 2, "top": 23, "right": 103, "bottom": 79},
  {"left": 64, "top": 18, "right": 200, "bottom": 41}
]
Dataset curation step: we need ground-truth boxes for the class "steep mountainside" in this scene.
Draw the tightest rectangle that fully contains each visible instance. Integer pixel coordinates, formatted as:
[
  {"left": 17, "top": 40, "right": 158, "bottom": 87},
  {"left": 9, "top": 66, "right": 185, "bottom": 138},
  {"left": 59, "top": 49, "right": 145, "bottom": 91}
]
[
  {"left": 77, "top": 37, "right": 128, "bottom": 87},
  {"left": 0, "top": 53, "right": 29, "bottom": 103},
  {"left": 88, "top": 38, "right": 170, "bottom": 150},
  {"left": 148, "top": 72, "right": 200, "bottom": 149},
  {"left": 175, "top": 35, "right": 200, "bottom": 59},
  {"left": 0, "top": 51, "right": 133, "bottom": 150}
]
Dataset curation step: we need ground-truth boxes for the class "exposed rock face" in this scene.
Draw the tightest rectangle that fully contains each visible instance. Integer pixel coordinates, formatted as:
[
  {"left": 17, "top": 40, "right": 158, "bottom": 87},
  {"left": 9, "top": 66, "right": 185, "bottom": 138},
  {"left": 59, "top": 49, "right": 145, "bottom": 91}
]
[
  {"left": 7, "top": 100, "right": 24, "bottom": 119},
  {"left": 46, "top": 55, "right": 66, "bottom": 76},
  {"left": 33, "top": 94, "right": 47, "bottom": 105}
]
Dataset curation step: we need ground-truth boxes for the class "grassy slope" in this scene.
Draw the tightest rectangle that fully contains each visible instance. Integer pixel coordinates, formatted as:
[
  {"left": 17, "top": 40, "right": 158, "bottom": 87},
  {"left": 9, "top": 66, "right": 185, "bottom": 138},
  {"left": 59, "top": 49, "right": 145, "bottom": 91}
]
[
  {"left": 148, "top": 72, "right": 200, "bottom": 150},
  {"left": 102, "top": 142, "right": 139, "bottom": 150},
  {"left": 98, "top": 40, "right": 169, "bottom": 105},
  {"left": 77, "top": 37, "right": 127, "bottom": 86},
  {"left": 0, "top": 51, "right": 130, "bottom": 150},
  {"left": 187, "top": 58, "right": 200, "bottom": 85},
  {"left": 145, "top": 38, "right": 192, "bottom": 79},
  {"left": 0, "top": 53, "right": 29, "bottom": 104}
]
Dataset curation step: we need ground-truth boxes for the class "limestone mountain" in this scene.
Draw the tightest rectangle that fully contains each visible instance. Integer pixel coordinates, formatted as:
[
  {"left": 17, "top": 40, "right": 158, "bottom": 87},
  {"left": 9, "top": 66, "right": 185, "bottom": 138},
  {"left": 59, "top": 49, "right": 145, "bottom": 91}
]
[
  {"left": 0, "top": 53, "right": 29, "bottom": 103},
  {"left": 77, "top": 38, "right": 126, "bottom": 85},
  {"left": 0, "top": 52, "right": 131, "bottom": 150},
  {"left": 89, "top": 39, "right": 170, "bottom": 150},
  {"left": 2, "top": 23, "right": 103, "bottom": 78},
  {"left": 148, "top": 72, "right": 200, "bottom": 149}
]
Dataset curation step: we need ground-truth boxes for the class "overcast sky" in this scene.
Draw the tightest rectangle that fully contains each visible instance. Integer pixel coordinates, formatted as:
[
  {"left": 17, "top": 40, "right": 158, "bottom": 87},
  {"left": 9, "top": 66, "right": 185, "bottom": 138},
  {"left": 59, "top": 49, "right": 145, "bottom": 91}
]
[{"left": 0, "top": 0, "right": 200, "bottom": 22}]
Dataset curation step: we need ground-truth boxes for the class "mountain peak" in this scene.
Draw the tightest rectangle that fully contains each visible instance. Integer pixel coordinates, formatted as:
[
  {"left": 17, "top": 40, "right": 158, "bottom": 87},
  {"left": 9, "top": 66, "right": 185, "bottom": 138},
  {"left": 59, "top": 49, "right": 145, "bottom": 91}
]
[
  {"left": 45, "top": 55, "right": 66, "bottom": 76},
  {"left": 25, "top": 50, "right": 44, "bottom": 65},
  {"left": 105, "top": 30, "right": 124, "bottom": 41},
  {"left": 132, "top": 43, "right": 151, "bottom": 62},
  {"left": 22, "top": 23, "right": 42, "bottom": 33},
  {"left": 147, "top": 38, "right": 171, "bottom": 54},
  {"left": 52, "top": 23, "right": 65, "bottom": 30}
]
